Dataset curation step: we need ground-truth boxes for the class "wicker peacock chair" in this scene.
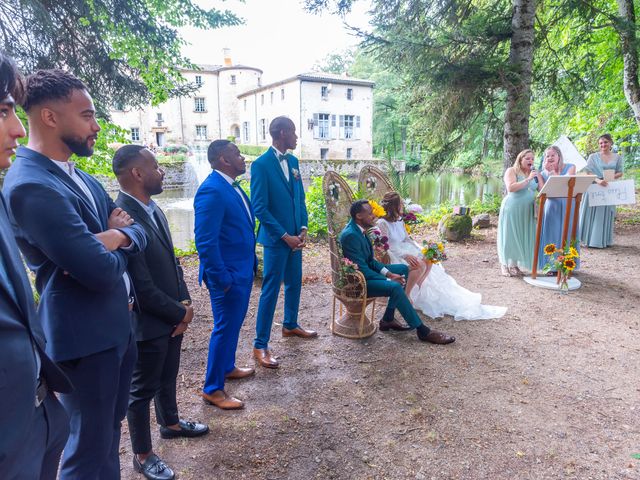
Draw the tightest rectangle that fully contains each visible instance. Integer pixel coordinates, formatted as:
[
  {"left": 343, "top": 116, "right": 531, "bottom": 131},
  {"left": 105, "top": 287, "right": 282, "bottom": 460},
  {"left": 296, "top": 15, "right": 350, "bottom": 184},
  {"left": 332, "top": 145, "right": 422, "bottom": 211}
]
[
  {"left": 358, "top": 165, "right": 395, "bottom": 203},
  {"left": 323, "top": 171, "right": 378, "bottom": 339}
]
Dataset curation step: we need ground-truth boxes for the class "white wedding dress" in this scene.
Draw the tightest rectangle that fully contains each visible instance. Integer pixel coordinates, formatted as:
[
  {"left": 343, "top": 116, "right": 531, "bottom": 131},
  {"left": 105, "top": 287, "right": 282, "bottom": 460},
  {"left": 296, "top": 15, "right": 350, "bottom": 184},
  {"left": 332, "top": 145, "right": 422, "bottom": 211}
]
[{"left": 376, "top": 219, "right": 507, "bottom": 321}]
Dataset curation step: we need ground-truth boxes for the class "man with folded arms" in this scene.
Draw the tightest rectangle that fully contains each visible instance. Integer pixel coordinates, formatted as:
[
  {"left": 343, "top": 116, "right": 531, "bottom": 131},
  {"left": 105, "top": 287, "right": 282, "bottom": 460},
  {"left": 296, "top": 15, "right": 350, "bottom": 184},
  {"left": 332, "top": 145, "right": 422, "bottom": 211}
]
[
  {"left": 0, "top": 51, "right": 73, "bottom": 480},
  {"left": 340, "top": 200, "right": 456, "bottom": 345},
  {"left": 3, "top": 69, "right": 147, "bottom": 479},
  {"left": 114, "top": 145, "right": 209, "bottom": 480},
  {"left": 195, "top": 140, "right": 257, "bottom": 409}
]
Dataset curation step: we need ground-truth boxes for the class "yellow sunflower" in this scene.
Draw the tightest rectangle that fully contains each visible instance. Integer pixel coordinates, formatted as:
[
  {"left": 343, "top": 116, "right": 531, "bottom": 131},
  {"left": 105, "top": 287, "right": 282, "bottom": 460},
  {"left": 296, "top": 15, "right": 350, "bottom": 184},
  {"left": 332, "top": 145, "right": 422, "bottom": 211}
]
[
  {"left": 421, "top": 247, "right": 428, "bottom": 256},
  {"left": 568, "top": 246, "right": 579, "bottom": 258},
  {"left": 368, "top": 200, "right": 387, "bottom": 218},
  {"left": 563, "top": 258, "right": 576, "bottom": 271},
  {"left": 543, "top": 243, "right": 556, "bottom": 255},
  {"left": 404, "top": 223, "right": 411, "bottom": 234},
  {"left": 437, "top": 242, "right": 445, "bottom": 252}
]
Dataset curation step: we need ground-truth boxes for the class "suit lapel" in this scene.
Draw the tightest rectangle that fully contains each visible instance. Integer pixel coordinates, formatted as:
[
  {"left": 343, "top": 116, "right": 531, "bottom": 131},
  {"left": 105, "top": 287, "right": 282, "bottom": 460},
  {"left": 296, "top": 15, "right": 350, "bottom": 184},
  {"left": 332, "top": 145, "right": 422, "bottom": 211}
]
[
  {"left": 118, "top": 193, "right": 173, "bottom": 253},
  {"left": 269, "top": 148, "right": 293, "bottom": 195},
  {"left": 213, "top": 172, "right": 254, "bottom": 228}
]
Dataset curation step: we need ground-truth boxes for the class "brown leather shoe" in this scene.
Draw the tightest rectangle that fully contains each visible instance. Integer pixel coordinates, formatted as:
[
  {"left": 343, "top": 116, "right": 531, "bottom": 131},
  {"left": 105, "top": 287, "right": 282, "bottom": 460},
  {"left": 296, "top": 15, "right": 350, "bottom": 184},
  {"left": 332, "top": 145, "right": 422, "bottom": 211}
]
[
  {"left": 282, "top": 326, "right": 318, "bottom": 338},
  {"left": 417, "top": 329, "right": 456, "bottom": 345},
  {"left": 225, "top": 367, "right": 255, "bottom": 380},
  {"left": 379, "top": 319, "right": 412, "bottom": 331},
  {"left": 253, "top": 348, "right": 279, "bottom": 369},
  {"left": 201, "top": 390, "right": 244, "bottom": 410}
]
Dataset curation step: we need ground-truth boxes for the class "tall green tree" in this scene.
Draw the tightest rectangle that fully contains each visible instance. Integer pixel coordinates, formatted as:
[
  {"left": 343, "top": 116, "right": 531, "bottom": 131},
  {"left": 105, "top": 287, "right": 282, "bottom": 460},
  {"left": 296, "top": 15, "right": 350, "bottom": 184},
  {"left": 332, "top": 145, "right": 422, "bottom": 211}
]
[{"left": 0, "top": 0, "right": 241, "bottom": 113}]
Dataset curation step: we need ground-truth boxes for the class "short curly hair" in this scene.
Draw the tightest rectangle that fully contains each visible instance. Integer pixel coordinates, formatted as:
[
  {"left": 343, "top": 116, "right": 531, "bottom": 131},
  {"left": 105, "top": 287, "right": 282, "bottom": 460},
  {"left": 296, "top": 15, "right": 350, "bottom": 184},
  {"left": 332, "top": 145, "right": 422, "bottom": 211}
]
[
  {"left": 0, "top": 51, "right": 24, "bottom": 104},
  {"left": 22, "top": 69, "right": 87, "bottom": 112}
]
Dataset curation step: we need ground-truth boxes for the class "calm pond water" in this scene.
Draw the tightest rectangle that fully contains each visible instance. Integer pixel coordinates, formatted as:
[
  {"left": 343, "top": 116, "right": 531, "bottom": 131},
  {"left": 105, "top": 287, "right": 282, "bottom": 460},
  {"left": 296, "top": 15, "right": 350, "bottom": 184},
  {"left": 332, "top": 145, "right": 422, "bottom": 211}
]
[{"left": 156, "top": 152, "right": 503, "bottom": 249}]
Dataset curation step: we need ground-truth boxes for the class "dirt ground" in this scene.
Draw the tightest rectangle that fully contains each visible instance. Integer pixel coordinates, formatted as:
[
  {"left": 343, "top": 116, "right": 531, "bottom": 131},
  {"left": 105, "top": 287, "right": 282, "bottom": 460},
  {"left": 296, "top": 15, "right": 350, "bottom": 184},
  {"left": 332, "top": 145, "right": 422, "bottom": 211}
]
[{"left": 119, "top": 207, "right": 640, "bottom": 480}]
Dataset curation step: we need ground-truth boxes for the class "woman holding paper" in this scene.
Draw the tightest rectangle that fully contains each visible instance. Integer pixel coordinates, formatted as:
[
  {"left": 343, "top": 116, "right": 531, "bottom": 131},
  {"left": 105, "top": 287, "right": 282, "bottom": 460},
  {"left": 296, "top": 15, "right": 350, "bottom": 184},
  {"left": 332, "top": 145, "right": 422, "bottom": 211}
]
[
  {"left": 536, "top": 146, "right": 578, "bottom": 272},
  {"left": 579, "top": 134, "right": 624, "bottom": 248},
  {"left": 497, "top": 149, "right": 545, "bottom": 276}
]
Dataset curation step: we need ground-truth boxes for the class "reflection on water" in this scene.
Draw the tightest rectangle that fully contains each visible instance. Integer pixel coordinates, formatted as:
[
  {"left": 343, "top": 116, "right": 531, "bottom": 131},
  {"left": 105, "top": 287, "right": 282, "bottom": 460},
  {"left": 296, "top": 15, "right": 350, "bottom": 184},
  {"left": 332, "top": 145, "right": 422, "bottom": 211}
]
[{"left": 156, "top": 152, "right": 503, "bottom": 249}]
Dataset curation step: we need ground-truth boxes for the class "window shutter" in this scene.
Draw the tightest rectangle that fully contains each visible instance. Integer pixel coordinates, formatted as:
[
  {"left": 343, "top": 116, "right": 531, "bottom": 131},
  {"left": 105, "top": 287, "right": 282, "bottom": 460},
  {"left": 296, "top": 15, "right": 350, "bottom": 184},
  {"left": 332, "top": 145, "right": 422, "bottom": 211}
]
[
  {"left": 313, "top": 113, "right": 319, "bottom": 139},
  {"left": 339, "top": 115, "right": 345, "bottom": 139},
  {"left": 355, "top": 115, "right": 361, "bottom": 139},
  {"left": 331, "top": 114, "right": 337, "bottom": 139}
]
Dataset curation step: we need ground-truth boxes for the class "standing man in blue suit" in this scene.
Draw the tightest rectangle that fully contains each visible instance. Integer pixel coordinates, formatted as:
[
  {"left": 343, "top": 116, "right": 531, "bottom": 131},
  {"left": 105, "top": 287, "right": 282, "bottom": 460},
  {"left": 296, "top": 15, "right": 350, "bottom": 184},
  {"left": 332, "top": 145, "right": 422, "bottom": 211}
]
[
  {"left": 251, "top": 117, "right": 318, "bottom": 369},
  {"left": 0, "top": 52, "right": 72, "bottom": 480},
  {"left": 195, "top": 140, "right": 257, "bottom": 410},
  {"left": 3, "top": 69, "right": 147, "bottom": 479}
]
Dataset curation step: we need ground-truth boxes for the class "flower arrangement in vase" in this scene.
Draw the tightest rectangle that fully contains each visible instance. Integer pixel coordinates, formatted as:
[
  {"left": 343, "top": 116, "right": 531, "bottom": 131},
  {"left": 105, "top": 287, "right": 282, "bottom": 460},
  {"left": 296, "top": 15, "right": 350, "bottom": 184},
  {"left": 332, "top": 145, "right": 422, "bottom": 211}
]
[{"left": 542, "top": 243, "right": 579, "bottom": 293}]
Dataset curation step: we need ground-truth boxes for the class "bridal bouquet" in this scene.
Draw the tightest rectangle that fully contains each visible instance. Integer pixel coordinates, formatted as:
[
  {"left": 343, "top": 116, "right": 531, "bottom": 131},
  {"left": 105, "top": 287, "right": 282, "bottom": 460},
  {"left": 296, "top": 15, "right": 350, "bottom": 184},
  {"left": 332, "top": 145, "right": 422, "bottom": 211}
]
[
  {"left": 542, "top": 243, "right": 579, "bottom": 292},
  {"left": 367, "top": 228, "right": 389, "bottom": 253},
  {"left": 421, "top": 240, "right": 447, "bottom": 264},
  {"left": 402, "top": 198, "right": 424, "bottom": 234}
]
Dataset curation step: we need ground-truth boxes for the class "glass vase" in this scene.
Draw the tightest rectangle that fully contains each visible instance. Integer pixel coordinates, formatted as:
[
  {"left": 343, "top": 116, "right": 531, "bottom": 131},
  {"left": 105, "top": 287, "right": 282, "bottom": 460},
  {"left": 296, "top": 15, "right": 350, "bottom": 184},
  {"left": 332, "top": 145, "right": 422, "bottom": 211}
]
[{"left": 559, "top": 276, "right": 569, "bottom": 295}]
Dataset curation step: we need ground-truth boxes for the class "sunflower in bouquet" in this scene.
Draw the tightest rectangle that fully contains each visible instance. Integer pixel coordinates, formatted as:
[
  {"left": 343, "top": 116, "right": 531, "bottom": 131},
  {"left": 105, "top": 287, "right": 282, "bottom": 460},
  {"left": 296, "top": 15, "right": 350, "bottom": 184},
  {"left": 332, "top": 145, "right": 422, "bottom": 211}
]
[
  {"left": 542, "top": 243, "right": 579, "bottom": 284},
  {"left": 421, "top": 240, "right": 447, "bottom": 264}
]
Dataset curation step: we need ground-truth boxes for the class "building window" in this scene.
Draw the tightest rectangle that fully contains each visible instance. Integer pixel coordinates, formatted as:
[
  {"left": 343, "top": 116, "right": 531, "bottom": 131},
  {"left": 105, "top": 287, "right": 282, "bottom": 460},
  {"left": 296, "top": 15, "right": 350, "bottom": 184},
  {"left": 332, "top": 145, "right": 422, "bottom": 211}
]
[
  {"left": 242, "top": 121, "right": 250, "bottom": 143},
  {"left": 270, "top": 91, "right": 274, "bottom": 104},
  {"left": 195, "top": 75, "right": 203, "bottom": 86},
  {"left": 230, "top": 75, "right": 237, "bottom": 85},
  {"left": 195, "top": 125, "right": 208, "bottom": 140},
  {"left": 156, "top": 112, "right": 163, "bottom": 122},
  {"left": 194, "top": 97, "right": 206, "bottom": 112},
  {"left": 320, "top": 148, "right": 329, "bottom": 160},
  {"left": 346, "top": 148, "right": 352, "bottom": 159},
  {"left": 321, "top": 86, "right": 328, "bottom": 99},
  {"left": 317, "top": 113, "right": 330, "bottom": 139},
  {"left": 261, "top": 94, "right": 264, "bottom": 105},
  {"left": 342, "top": 115, "right": 354, "bottom": 139},
  {"left": 347, "top": 88, "right": 353, "bottom": 100},
  {"left": 260, "top": 118, "right": 267, "bottom": 142},
  {"left": 130, "top": 127, "right": 140, "bottom": 142},
  {"left": 281, "top": 88, "right": 285, "bottom": 100},
  {"left": 244, "top": 99, "right": 247, "bottom": 111}
]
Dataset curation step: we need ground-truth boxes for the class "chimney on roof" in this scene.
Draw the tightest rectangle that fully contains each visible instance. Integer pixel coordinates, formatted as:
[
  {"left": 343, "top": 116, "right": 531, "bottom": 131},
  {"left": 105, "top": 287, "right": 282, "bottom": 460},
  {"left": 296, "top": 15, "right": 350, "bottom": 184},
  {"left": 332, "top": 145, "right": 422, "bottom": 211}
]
[{"left": 223, "top": 48, "right": 232, "bottom": 66}]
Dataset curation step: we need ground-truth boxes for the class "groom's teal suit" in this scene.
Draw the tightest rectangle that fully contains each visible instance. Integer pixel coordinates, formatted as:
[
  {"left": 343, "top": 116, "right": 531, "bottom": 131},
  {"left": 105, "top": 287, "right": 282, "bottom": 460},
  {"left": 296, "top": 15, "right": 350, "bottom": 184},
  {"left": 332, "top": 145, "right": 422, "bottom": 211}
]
[
  {"left": 251, "top": 147, "right": 308, "bottom": 349},
  {"left": 339, "top": 219, "right": 422, "bottom": 329}
]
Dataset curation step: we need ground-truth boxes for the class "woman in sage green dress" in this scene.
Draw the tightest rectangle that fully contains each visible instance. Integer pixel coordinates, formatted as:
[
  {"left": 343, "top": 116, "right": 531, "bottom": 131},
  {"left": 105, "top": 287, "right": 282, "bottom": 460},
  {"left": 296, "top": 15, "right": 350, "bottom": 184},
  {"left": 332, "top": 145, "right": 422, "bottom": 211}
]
[
  {"left": 497, "top": 149, "right": 545, "bottom": 276},
  {"left": 579, "top": 134, "right": 624, "bottom": 248}
]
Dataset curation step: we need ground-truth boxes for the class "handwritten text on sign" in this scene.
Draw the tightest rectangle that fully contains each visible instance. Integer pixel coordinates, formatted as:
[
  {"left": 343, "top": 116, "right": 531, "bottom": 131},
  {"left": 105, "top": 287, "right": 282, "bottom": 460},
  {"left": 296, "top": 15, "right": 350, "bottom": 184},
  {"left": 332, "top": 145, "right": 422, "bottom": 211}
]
[{"left": 586, "top": 179, "right": 636, "bottom": 207}]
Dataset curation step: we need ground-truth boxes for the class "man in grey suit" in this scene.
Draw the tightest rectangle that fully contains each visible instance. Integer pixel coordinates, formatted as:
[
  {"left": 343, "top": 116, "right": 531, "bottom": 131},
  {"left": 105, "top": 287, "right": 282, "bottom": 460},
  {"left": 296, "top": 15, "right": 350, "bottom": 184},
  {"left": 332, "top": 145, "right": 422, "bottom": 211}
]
[{"left": 0, "top": 52, "right": 72, "bottom": 479}]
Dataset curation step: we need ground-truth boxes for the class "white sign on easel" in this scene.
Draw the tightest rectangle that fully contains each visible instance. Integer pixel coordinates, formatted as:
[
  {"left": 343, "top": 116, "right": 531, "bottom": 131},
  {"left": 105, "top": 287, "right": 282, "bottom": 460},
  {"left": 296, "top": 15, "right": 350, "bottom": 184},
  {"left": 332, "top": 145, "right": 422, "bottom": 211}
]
[
  {"left": 537, "top": 174, "right": 596, "bottom": 198},
  {"left": 553, "top": 135, "right": 587, "bottom": 172},
  {"left": 586, "top": 179, "right": 637, "bottom": 207}
]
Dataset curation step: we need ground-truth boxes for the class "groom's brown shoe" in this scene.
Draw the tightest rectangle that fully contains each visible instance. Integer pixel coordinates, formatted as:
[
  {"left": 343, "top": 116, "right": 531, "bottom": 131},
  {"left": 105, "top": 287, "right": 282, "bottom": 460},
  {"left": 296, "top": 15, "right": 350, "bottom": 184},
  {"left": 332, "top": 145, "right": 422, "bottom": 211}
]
[
  {"left": 201, "top": 390, "right": 244, "bottom": 410},
  {"left": 253, "top": 348, "right": 279, "bottom": 369},
  {"left": 417, "top": 328, "right": 455, "bottom": 345},
  {"left": 282, "top": 326, "right": 318, "bottom": 338},
  {"left": 379, "top": 319, "right": 411, "bottom": 331},
  {"left": 225, "top": 367, "right": 255, "bottom": 380}
]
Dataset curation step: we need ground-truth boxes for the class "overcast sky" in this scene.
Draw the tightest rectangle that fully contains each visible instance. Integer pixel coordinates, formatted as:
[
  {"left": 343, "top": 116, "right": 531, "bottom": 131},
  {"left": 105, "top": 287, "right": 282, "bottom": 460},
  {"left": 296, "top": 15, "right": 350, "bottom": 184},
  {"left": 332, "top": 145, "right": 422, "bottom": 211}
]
[{"left": 181, "top": 0, "right": 372, "bottom": 83}]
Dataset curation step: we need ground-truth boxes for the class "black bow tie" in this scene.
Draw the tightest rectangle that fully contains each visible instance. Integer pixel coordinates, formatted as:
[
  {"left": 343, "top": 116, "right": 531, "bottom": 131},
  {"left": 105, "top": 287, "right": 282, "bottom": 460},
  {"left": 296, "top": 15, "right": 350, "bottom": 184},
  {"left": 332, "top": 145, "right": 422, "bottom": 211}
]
[{"left": 232, "top": 180, "right": 242, "bottom": 188}]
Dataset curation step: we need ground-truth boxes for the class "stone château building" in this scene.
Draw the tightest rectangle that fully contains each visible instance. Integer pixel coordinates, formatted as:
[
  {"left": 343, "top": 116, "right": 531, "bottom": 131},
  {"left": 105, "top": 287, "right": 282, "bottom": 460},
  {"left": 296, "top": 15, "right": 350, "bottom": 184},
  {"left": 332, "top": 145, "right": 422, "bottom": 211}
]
[{"left": 109, "top": 52, "right": 374, "bottom": 160}]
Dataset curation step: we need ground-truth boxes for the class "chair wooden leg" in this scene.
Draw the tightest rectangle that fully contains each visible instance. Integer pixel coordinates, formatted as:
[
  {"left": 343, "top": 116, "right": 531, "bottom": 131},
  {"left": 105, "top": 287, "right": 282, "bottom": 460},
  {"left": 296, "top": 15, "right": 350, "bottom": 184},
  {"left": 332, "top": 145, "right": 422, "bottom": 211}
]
[{"left": 331, "top": 295, "right": 336, "bottom": 333}]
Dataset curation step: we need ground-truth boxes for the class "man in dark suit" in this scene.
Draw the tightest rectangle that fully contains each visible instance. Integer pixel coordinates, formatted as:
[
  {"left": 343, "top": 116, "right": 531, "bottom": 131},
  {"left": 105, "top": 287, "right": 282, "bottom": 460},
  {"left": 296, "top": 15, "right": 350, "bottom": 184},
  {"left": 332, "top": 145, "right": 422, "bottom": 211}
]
[
  {"left": 339, "top": 200, "right": 455, "bottom": 345},
  {"left": 0, "top": 51, "right": 73, "bottom": 480},
  {"left": 113, "top": 145, "right": 208, "bottom": 480},
  {"left": 2, "top": 69, "right": 147, "bottom": 479},
  {"left": 250, "top": 116, "right": 317, "bottom": 370},
  {"left": 195, "top": 140, "right": 257, "bottom": 409}
]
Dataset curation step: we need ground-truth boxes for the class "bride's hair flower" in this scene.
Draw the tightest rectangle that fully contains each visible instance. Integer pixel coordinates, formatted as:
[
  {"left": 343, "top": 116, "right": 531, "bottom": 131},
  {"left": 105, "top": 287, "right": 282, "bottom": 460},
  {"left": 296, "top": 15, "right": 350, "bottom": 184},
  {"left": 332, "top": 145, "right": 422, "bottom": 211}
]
[
  {"left": 368, "top": 200, "right": 386, "bottom": 218},
  {"left": 544, "top": 243, "right": 556, "bottom": 255}
]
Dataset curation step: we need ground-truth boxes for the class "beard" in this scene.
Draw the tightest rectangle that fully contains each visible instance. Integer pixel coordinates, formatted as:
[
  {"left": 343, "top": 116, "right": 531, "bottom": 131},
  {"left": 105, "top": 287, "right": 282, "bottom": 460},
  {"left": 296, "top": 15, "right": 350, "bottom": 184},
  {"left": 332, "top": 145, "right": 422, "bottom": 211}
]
[{"left": 62, "top": 134, "right": 96, "bottom": 157}]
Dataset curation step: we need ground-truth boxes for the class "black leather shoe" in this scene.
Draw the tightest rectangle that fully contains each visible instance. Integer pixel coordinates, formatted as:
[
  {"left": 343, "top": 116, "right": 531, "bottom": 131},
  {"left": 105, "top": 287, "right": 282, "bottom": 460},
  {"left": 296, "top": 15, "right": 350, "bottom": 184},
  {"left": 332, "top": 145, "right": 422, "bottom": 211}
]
[
  {"left": 133, "top": 454, "right": 175, "bottom": 480},
  {"left": 159, "top": 419, "right": 209, "bottom": 439}
]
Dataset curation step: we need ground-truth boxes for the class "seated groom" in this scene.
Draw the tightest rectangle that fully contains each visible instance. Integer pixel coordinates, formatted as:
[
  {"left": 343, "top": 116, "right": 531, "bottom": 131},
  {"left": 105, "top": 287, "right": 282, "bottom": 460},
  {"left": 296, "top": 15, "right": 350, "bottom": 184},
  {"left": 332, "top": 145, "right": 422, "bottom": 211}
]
[{"left": 339, "top": 200, "right": 455, "bottom": 344}]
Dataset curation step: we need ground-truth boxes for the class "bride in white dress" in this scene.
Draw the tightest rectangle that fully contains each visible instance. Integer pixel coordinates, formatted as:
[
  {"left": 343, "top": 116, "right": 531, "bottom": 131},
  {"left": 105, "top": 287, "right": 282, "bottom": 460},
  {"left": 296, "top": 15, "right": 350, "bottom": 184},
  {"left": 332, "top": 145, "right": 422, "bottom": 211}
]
[{"left": 376, "top": 193, "right": 507, "bottom": 321}]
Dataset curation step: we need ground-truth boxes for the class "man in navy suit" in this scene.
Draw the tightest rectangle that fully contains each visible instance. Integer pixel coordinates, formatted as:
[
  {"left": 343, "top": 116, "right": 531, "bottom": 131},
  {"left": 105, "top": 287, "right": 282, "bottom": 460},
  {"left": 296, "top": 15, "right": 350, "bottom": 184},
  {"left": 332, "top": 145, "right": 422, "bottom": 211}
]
[
  {"left": 3, "top": 69, "right": 147, "bottom": 479},
  {"left": 0, "top": 52, "right": 72, "bottom": 480},
  {"left": 195, "top": 140, "right": 257, "bottom": 409},
  {"left": 251, "top": 117, "right": 317, "bottom": 370}
]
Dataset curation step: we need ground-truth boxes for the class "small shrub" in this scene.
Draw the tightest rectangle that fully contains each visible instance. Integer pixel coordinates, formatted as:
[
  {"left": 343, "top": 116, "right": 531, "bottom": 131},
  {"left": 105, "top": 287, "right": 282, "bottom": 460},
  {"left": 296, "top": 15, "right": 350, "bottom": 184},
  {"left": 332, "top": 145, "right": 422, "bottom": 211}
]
[{"left": 238, "top": 145, "right": 266, "bottom": 156}]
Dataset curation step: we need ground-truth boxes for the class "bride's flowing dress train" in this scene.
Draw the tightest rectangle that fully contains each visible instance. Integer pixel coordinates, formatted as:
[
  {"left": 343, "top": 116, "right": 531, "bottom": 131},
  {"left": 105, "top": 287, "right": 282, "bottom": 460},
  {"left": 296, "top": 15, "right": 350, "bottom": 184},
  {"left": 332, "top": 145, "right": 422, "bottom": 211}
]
[{"left": 376, "top": 218, "right": 507, "bottom": 321}]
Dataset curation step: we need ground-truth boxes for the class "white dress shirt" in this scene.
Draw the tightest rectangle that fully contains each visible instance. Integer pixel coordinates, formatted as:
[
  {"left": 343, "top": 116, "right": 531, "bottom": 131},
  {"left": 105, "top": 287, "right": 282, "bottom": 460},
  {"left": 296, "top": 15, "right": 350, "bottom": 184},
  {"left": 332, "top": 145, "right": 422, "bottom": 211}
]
[
  {"left": 215, "top": 170, "right": 252, "bottom": 220},
  {"left": 272, "top": 146, "right": 290, "bottom": 182}
]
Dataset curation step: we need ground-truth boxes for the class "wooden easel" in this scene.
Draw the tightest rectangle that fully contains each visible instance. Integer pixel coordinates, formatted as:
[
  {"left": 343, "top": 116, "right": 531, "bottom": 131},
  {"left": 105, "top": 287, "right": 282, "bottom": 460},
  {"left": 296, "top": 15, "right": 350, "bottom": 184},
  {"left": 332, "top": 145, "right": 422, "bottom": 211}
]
[{"left": 531, "top": 175, "right": 596, "bottom": 281}]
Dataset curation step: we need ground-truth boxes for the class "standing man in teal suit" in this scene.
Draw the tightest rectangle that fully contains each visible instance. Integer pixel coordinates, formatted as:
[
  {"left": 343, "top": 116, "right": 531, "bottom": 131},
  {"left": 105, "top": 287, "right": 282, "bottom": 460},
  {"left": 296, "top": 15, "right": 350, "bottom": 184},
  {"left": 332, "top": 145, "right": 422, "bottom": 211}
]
[
  {"left": 195, "top": 140, "right": 257, "bottom": 409},
  {"left": 251, "top": 117, "right": 317, "bottom": 369}
]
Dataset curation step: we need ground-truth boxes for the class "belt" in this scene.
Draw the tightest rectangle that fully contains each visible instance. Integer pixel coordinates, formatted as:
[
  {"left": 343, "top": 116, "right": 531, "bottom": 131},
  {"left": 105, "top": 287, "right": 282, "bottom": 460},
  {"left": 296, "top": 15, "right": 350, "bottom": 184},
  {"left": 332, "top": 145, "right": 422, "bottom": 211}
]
[{"left": 35, "top": 377, "right": 47, "bottom": 408}]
